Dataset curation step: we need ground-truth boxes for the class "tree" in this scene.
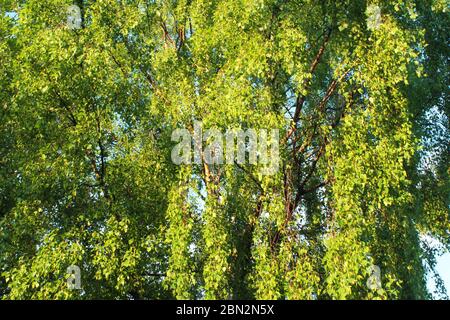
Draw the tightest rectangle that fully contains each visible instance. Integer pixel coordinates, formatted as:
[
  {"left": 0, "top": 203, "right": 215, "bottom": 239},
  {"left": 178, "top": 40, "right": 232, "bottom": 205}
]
[{"left": 0, "top": 0, "right": 448, "bottom": 300}]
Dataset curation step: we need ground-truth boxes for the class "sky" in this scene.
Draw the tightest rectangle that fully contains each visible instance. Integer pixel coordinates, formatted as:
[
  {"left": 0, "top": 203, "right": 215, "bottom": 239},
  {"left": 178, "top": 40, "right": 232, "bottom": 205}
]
[{"left": 427, "top": 251, "right": 450, "bottom": 299}]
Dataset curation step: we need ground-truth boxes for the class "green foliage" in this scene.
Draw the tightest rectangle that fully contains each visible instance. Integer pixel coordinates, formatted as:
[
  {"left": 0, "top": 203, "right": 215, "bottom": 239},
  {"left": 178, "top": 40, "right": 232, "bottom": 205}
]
[{"left": 0, "top": 0, "right": 448, "bottom": 300}]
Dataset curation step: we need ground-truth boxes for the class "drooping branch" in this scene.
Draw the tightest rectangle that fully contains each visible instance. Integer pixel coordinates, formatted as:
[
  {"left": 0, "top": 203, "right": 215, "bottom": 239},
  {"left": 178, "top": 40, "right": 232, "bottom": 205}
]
[{"left": 292, "top": 27, "right": 332, "bottom": 124}]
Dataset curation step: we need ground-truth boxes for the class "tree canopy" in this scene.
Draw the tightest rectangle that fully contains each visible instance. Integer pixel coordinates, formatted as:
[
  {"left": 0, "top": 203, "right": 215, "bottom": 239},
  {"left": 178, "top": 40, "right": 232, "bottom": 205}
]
[{"left": 0, "top": 0, "right": 448, "bottom": 299}]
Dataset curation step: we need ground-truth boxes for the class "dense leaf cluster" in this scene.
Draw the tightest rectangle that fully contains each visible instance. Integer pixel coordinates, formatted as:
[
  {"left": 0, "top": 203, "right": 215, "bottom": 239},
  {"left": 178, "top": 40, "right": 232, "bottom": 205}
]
[{"left": 0, "top": 0, "right": 448, "bottom": 299}]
